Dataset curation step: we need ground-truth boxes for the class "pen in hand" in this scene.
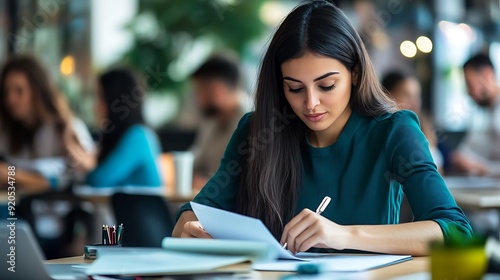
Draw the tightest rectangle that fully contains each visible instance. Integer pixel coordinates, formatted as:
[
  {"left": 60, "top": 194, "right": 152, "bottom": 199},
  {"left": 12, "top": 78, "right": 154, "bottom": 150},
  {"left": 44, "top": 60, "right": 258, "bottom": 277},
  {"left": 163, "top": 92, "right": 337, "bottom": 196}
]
[{"left": 283, "top": 196, "right": 331, "bottom": 250}]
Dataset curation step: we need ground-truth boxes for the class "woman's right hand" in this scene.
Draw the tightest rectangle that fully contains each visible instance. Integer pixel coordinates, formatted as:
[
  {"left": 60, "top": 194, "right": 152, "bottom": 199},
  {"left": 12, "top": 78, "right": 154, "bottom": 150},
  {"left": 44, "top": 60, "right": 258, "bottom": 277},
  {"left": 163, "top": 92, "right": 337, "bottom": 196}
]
[
  {"left": 173, "top": 210, "right": 213, "bottom": 238},
  {"left": 66, "top": 141, "right": 96, "bottom": 172},
  {"left": 180, "top": 221, "right": 213, "bottom": 238}
]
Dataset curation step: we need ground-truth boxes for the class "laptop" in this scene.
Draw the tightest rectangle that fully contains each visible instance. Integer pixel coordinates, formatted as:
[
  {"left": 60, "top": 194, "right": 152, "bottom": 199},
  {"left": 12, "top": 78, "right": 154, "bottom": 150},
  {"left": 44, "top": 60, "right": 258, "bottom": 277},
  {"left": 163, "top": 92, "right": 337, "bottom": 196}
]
[{"left": 0, "top": 220, "right": 88, "bottom": 280}]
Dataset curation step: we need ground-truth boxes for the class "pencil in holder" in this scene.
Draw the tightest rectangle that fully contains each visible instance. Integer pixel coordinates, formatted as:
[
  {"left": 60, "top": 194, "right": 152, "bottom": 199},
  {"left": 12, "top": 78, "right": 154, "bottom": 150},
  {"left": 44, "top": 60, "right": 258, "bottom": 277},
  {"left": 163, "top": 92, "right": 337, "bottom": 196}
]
[{"left": 101, "top": 224, "right": 125, "bottom": 245}]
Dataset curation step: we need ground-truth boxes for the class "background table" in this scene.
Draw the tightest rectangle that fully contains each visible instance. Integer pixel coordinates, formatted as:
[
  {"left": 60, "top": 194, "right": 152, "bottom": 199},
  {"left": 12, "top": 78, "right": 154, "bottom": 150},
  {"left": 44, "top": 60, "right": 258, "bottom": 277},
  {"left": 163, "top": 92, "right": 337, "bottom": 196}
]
[
  {"left": 72, "top": 185, "right": 196, "bottom": 204},
  {"left": 0, "top": 186, "right": 196, "bottom": 205},
  {"left": 444, "top": 176, "right": 500, "bottom": 210}
]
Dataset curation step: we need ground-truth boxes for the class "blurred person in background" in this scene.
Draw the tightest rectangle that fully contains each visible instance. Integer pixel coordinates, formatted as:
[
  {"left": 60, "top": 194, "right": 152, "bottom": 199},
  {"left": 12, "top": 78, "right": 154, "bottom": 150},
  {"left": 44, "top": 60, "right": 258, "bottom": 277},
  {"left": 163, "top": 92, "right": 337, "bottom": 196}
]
[
  {"left": 0, "top": 55, "right": 95, "bottom": 191},
  {"left": 451, "top": 53, "right": 500, "bottom": 237},
  {"left": 382, "top": 71, "right": 445, "bottom": 224},
  {"left": 80, "top": 68, "right": 162, "bottom": 187},
  {"left": 190, "top": 55, "right": 247, "bottom": 190},
  {"left": 452, "top": 53, "right": 500, "bottom": 176},
  {"left": 382, "top": 71, "right": 444, "bottom": 173}
]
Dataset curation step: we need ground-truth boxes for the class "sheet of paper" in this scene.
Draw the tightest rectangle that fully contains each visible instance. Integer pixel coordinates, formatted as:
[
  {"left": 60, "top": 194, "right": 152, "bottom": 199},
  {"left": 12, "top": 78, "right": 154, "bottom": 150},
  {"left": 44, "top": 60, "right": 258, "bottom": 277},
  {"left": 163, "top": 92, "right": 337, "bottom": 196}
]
[
  {"left": 191, "top": 202, "right": 302, "bottom": 260},
  {"left": 252, "top": 255, "right": 412, "bottom": 272},
  {"left": 161, "top": 237, "right": 277, "bottom": 261},
  {"left": 46, "top": 264, "right": 90, "bottom": 280},
  {"left": 86, "top": 248, "right": 249, "bottom": 276}
]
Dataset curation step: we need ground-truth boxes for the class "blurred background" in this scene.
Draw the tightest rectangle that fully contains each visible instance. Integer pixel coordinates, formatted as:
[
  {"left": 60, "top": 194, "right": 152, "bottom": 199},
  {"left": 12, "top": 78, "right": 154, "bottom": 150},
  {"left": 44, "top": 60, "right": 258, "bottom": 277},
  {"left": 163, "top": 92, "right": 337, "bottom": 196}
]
[
  {"left": 1, "top": 0, "right": 498, "bottom": 145},
  {"left": 2, "top": 0, "right": 500, "bottom": 259}
]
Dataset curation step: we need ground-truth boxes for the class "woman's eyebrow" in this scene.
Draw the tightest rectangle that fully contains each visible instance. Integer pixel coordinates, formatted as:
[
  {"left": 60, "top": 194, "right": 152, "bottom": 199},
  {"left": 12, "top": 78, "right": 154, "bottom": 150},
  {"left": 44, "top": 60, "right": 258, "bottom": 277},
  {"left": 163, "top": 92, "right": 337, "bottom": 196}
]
[
  {"left": 283, "top": 76, "right": 302, "bottom": 83},
  {"left": 313, "top": 71, "right": 340, "bottom": 81},
  {"left": 283, "top": 71, "right": 340, "bottom": 83}
]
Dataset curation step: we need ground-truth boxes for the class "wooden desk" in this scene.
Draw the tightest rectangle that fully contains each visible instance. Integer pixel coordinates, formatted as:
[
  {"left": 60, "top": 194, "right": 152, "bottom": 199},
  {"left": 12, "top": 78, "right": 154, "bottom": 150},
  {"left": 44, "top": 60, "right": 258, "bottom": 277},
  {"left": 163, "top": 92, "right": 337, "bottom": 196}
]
[{"left": 46, "top": 255, "right": 428, "bottom": 279}]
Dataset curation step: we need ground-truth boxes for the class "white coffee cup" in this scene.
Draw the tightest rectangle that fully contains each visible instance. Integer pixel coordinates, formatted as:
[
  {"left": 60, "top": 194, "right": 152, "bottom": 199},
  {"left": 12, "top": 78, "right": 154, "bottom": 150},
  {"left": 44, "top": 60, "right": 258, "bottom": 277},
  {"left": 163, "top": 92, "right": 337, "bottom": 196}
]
[{"left": 172, "top": 151, "right": 194, "bottom": 196}]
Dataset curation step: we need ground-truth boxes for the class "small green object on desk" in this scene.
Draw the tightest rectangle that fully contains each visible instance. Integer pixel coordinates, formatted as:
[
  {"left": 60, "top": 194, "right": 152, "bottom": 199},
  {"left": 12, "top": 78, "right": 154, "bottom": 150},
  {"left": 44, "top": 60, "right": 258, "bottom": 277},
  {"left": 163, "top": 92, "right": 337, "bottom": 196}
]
[
  {"left": 279, "top": 263, "right": 324, "bottom": 280},
  {"left": 431, "top": 225, "right": 487, "bottom": 279},
  {"left": 297, "top": 262, "right": 323, "bottom": 274}
]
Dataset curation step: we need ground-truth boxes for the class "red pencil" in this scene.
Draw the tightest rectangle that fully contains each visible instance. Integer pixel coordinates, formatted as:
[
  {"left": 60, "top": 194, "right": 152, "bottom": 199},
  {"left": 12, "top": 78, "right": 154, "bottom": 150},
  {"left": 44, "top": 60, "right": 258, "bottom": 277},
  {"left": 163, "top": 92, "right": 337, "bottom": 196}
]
[{"left": 111, "top": 226, "right": 115, "bottom": 244}]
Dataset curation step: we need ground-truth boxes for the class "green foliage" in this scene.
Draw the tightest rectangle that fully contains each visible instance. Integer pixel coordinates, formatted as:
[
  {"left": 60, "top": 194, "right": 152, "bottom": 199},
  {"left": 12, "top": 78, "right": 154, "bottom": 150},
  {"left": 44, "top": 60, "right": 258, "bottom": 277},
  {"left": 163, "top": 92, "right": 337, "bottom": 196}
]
[
  {"left": 440, "top": 223, "right": 486, "bottom": 248},
  {"left": 121, "top": 0, "right": 267, "bottom": 95}
]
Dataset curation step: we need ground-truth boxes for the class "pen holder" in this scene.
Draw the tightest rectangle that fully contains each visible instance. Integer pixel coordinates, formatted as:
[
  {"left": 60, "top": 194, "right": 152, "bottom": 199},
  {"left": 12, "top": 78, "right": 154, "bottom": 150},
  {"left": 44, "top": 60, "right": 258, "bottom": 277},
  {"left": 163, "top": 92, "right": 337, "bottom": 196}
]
[{"left": 101, "top": 224, "right": 124, "bottom": 246}]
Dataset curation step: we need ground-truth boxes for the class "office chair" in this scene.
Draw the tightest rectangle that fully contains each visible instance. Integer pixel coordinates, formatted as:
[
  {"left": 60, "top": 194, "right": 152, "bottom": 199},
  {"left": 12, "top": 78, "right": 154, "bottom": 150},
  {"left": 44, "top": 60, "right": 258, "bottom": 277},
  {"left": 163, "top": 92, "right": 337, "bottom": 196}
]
[{"left": 111, "top": 193, "right": 176, "bottom": 247}]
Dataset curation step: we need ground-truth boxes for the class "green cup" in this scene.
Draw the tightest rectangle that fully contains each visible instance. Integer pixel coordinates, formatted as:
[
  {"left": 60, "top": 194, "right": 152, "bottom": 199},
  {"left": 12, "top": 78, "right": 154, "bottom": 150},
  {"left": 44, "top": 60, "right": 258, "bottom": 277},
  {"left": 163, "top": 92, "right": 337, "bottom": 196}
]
[{"left": 430, "top": 242, "right": 487, "bottom": 279}]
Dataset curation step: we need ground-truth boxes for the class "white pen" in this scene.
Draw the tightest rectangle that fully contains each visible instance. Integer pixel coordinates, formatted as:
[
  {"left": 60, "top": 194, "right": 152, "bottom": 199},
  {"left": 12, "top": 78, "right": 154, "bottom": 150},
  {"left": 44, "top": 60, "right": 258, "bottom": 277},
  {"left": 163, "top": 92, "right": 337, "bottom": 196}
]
[{"left": 283, "top": 196, "right": 331, "bottom": 250}]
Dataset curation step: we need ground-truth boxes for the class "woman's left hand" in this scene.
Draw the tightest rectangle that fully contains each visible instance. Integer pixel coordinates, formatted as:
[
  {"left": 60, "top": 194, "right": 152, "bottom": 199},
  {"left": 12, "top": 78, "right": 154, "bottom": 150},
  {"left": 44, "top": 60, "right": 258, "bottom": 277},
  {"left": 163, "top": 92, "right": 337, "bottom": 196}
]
[{"left": 280, "top": 209, "right": 351, "bottom": 254}]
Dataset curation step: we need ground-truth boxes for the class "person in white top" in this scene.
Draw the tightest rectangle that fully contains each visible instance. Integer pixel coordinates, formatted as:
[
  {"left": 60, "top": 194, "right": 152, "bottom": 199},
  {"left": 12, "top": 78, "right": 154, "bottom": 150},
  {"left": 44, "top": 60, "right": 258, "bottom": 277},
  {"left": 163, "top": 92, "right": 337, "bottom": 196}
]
[
  {"left": 452, "top": 53, "right": 500, "bottom": 176},
  {"left": 0, "top": 55, "right": 95, "bottom": 192}
]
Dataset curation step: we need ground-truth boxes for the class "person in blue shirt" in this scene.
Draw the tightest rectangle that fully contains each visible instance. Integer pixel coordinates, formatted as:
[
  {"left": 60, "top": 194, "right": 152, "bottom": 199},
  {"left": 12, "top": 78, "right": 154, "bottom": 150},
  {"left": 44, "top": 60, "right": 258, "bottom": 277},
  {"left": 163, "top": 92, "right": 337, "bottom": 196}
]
[
  {"left": 84, "top": 68, "right": 162, "bottom": 187},
  {"left": 173, "top": 0, "right": 472, "bottom": 256}
]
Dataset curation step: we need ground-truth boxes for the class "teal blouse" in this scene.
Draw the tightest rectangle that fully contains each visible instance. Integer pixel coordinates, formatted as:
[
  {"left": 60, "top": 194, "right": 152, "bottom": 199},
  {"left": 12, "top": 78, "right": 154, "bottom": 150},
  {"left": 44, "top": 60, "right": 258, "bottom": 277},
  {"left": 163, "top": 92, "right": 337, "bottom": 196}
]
[
  {"left": 179, "top": 110, "right": 472, "bottom": 240},
  {"left": 86, "top": 125, "right": 162, "bottom": 187}
]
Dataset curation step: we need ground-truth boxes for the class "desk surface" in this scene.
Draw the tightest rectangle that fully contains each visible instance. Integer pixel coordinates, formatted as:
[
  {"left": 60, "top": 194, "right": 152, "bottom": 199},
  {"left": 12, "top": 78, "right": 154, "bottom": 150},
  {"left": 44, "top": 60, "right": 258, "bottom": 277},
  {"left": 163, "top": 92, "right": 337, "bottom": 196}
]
[{"left": 47, "top": 255, "right": 428, "bottom": 279}]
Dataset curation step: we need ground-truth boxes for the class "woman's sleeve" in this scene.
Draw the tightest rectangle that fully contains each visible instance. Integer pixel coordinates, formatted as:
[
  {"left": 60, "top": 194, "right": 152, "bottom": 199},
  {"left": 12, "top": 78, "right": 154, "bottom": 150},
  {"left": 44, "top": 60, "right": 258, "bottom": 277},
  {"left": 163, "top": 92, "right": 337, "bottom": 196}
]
[
  {"left": 86, "top": 126, "right": 149, "bottom": 187},
  {"left": 384, "top": 110, "right": 473, "bottom": 240},
  {"left": 177, "top": 113, "right": 252, "bottom": 219}
]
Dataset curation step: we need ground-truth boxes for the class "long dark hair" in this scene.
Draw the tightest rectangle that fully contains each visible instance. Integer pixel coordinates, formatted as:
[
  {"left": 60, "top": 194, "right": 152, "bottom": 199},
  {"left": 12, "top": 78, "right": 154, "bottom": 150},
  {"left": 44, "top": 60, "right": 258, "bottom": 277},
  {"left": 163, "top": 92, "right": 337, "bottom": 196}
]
[
  {"left": 0, "top": 55, "right": 78, "bottom": 155},
  {"left": 98, "top": 68, "right": 145, "bottom": 162},
  {"left": 236, "top": 0, "right": 398, "bottom": 238}
]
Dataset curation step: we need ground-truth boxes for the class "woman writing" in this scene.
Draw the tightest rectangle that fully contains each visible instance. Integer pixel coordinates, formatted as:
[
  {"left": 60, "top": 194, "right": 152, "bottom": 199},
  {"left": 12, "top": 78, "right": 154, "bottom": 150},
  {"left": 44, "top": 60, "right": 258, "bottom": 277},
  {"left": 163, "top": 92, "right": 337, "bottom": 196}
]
[{"left": 173, "top": 0, "right": 471, "bottom": 256}]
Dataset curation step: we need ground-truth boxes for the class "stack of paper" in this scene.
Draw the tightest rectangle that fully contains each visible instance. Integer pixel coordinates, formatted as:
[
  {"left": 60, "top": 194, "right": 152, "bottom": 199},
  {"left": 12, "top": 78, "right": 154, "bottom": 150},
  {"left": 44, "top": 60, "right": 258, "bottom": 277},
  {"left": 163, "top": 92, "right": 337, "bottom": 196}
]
[
  {"left": 86, "top": 247, "right": 249, "bottom": 276},
  {"left": 162, "top": 237, "right": 277, "bottom": 261}
]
